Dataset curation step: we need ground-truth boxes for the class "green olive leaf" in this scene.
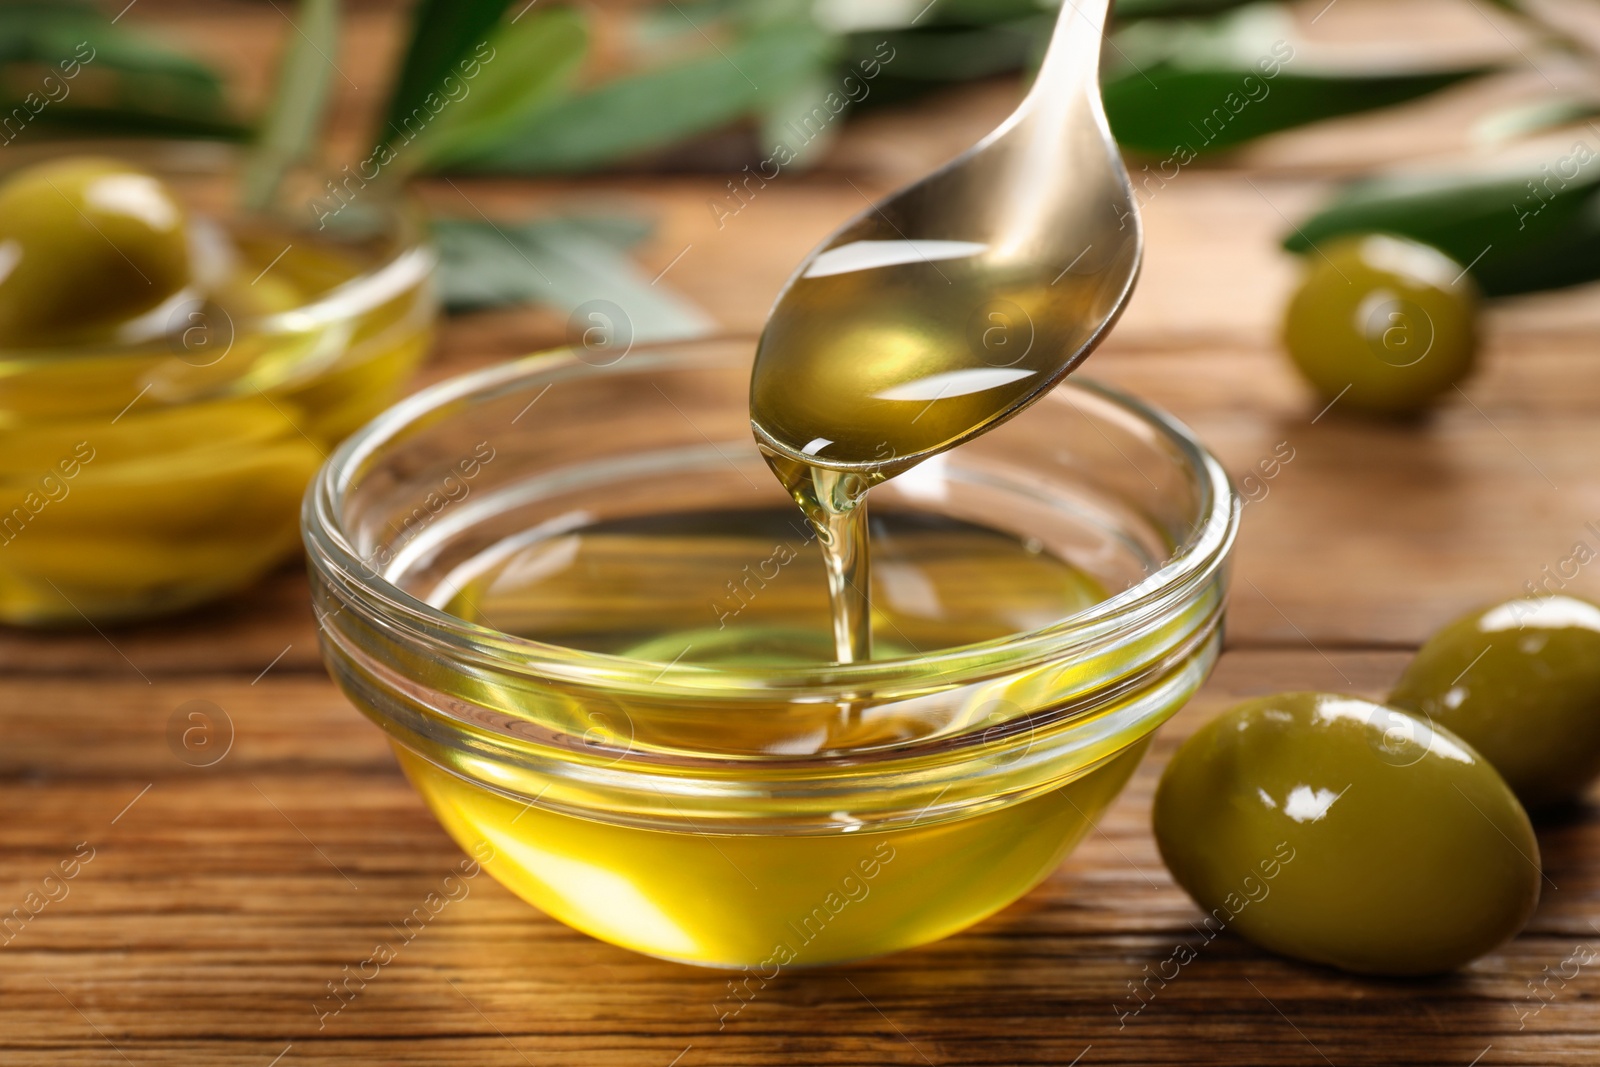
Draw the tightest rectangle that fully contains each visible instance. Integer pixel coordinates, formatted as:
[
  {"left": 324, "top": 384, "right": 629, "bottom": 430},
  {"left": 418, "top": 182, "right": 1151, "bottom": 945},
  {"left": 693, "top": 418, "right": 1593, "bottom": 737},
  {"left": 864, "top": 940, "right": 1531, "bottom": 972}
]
[
  {"left": 0, "top": 1, "right": 241, "bottom": 140},
  {"left": 443, "top": 21, "right": 838, "bottom": 173},
  {"left": 1103, "top": 6, "right": 1498, "bottom": 155},
  {"left": 629, "top": 0, "right": 728, "bottom": 51},
  {"left": 380, "top": 0, "right": 514, "bottom": 146},
  {"left": 757, "top": 69, "right": 848, "bottom": 170},
  {"left": 1285, "top": 154, "right": 1600, "bottom": 296},
  {"left": 1106, "top": 66, "right": 1496, "bottom": 155},
  {"left": 847, "top": 17, "right": 1049, "bottom": 84},
  {"left": 434, "top": 215, "right": 715, "bottom": 342},
  {"left": 1113, "top": 0, "right": 1260, "bottom": 21},
  {"left": 1107, "top": 3, "right": 1294, "bottom": 72},
  {"left": 930, "top": 0, "right": 1054, "bottom": 24},
  {"left": 813, "top": 0, "right": 1045, "bottom": 32},
  {"left": 403, "top": 6, "right": 588, "bottom": 173},
  {"left": 242, "top": 0, "right": 341, "bottom": 211}
]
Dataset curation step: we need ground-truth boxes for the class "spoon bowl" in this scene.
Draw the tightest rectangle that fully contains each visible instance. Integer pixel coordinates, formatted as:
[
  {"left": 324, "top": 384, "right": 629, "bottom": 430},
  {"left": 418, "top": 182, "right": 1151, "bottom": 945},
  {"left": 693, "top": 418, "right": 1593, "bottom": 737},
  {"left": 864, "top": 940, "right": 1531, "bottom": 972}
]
[{"left": 750, "top": 0, "right": 1141, "bottom": 477}]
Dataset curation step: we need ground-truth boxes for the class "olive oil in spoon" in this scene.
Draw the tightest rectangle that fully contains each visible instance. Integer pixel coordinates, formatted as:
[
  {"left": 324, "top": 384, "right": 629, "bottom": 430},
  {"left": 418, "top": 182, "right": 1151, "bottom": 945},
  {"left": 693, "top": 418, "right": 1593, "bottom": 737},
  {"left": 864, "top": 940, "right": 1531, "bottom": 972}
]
[{"left": 751, "top": 0, "right": 1142, "bottom": 663}]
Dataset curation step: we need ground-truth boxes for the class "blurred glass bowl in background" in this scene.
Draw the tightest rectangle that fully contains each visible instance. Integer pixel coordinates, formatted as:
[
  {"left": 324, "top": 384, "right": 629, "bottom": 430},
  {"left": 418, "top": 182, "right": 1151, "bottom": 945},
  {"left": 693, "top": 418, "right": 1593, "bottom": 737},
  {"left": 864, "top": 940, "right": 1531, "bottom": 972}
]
[{"left": 0, "top": 140, "right": 436, "bottom": 626}]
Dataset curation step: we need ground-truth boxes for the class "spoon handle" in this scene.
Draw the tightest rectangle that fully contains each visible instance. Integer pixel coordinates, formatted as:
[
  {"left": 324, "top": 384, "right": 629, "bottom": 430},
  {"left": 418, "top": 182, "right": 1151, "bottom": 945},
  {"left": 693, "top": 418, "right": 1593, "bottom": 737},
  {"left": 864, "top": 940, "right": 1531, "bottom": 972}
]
[
  {"left": 1028, "top": 0, "right": 1112, "bottom": 105},
  {"left": 986, "top": 0, "right": 1123, "bottom": 263}
]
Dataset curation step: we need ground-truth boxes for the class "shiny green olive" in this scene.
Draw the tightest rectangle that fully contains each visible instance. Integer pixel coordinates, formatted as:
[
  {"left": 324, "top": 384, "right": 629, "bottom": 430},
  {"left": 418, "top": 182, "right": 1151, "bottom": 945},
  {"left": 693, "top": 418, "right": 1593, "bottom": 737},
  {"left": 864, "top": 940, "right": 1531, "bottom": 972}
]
[
  {"left": 0, "top": 156, "right": 190, "bottom": 345},
  {"left": 1391, "top": 595, "right": 1600, "bottom": 810},
  {"left": 1283, "top": 234, "right": 1478, "bottom": 416},
  {"left": 1153, "top": 692, "right": 1539, "bottom": 976}
]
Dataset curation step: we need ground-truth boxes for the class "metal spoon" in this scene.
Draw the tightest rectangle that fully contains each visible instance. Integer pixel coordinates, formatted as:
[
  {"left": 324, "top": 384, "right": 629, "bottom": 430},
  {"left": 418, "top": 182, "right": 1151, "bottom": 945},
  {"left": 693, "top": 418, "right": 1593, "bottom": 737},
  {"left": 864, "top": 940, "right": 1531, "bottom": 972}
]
[{"left": 749, "top": 0, "right": 1141, "bottom": 479}]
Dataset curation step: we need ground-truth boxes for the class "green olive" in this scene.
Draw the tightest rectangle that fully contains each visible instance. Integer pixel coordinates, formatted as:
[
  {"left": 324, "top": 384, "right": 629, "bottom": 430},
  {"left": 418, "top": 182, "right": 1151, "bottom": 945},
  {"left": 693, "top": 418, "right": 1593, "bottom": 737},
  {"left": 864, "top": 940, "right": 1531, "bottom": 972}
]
[
  {"left": 1391, "top": 595, "right": 1600, "bottom": 810},
  {"left": 1283, "top": 234, "right": 1478, "bottom": 416},
  {"left": 0, "top": 156, "right": 190, "bottom": 346},
  {"left": 1153, "top": 692, "right": 1539, "bottom": 976}
]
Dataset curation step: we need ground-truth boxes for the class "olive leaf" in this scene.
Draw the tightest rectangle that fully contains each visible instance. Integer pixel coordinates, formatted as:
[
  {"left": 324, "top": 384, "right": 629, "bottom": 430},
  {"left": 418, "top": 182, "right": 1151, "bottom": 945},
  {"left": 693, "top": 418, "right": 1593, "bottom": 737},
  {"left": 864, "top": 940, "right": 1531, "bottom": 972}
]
[
  {"left": 379, "top": 0, "right": 514, "bottom": 147},
  {"left": 1285, "top": 155, "right": 1600, "bottom": 296},
  {"left": 629, "top": 0, "right": 731, "bottom": 50},
  {"left": 0, "top": 1, "right": 242, "bottom": 139},
  {"left": 758, "top": 69, "right": 848, "bottom": 170},
  {"left": 443, "top": 21, "right": 839, "bottom": 173},
  {"left": 434, "top": 215, "right": 715, "bottom": 342},
  {"left": 848, "top": 17, "right": 1050, "bottom": 85},
  {"left": 1113, "top": 0, "right": 1261, "bottom": 21},
  {"left": 242, "top": 0, "right": 340, "bottom": 211},
  {"left": 929, "top": 0, "right": 1055, "bottom": 24},
  {"left": 811, "top": 0, "right": 1042, "bottom": 32},
  {"left": 626, "top": 1, "right": 844, "bottom": 171},
  {"left": 1106, "top": 66, "right": 1495, "bottom": 155},
  {"left": 404, "top": 6, "right": 588, "bottom": 173},
  {"left": 1104, "top": 4, "right": 1497, "bottom": 155}
]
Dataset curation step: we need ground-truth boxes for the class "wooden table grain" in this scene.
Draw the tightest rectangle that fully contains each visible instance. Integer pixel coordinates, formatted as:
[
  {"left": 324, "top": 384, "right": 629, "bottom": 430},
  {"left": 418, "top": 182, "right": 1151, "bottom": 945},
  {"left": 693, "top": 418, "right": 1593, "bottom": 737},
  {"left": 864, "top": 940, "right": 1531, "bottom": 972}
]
[{"left": 5, "top": 1, "right": 1600, "bottom": 1064}]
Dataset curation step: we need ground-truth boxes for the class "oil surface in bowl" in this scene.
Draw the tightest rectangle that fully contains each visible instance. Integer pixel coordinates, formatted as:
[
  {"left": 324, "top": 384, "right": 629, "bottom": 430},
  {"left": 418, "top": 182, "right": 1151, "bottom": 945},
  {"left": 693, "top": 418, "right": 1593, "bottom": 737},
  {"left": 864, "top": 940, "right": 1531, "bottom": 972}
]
[
  {"left": 393, "top": 505, "right": 1161, "bottom": 967},
  {"left": 440, "top": 507, "right": 1103, "bottom": 668},
  {"left": 429, "top": 506, "right": 1108, "bottom": 760}
]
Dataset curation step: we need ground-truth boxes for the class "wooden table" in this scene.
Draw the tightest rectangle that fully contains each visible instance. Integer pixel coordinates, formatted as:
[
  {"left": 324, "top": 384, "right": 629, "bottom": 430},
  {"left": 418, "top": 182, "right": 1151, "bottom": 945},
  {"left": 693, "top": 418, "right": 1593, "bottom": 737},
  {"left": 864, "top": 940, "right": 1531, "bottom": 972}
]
[{"left": 6, "top": 1, "right": 1600, "bottom": 1063}]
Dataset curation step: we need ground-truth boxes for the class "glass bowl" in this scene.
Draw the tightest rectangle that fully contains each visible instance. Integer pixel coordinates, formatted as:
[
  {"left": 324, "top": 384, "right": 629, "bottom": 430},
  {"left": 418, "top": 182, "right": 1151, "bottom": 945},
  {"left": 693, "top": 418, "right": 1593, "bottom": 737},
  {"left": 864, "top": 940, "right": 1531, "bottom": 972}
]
[
  {"left": 304, "top": 339, "right": 1238, "bottom": 969},
  {"left": 0, "top": 140, "right": 436, "bottom": 625}
]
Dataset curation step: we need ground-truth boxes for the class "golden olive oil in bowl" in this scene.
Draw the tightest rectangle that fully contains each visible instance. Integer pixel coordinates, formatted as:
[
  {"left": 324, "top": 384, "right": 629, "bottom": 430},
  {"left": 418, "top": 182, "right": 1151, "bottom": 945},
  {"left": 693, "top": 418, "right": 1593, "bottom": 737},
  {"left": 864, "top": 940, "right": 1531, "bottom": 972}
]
[{"left": 305, "top": 341, "right": 1237, "bottom": 967}]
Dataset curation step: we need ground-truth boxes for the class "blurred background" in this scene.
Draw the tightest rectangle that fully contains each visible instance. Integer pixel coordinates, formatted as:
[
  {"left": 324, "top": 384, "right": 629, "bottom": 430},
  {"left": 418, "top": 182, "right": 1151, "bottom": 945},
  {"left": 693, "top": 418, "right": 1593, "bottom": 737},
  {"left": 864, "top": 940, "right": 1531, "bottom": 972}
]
[
  {"left": 4, "top": 0, "right": 1600, "bottom": 644},
  {"left": 23, "top": 0, "right": 1600, "bottom": 354}
]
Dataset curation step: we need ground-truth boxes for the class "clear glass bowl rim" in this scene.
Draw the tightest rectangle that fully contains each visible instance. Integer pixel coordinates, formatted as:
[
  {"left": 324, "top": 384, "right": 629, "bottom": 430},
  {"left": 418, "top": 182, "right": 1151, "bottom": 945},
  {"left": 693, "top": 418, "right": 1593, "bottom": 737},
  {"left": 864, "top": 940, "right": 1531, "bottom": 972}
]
[{"left": 303, "top": 339, "right": 1240, "bottom": 700}]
